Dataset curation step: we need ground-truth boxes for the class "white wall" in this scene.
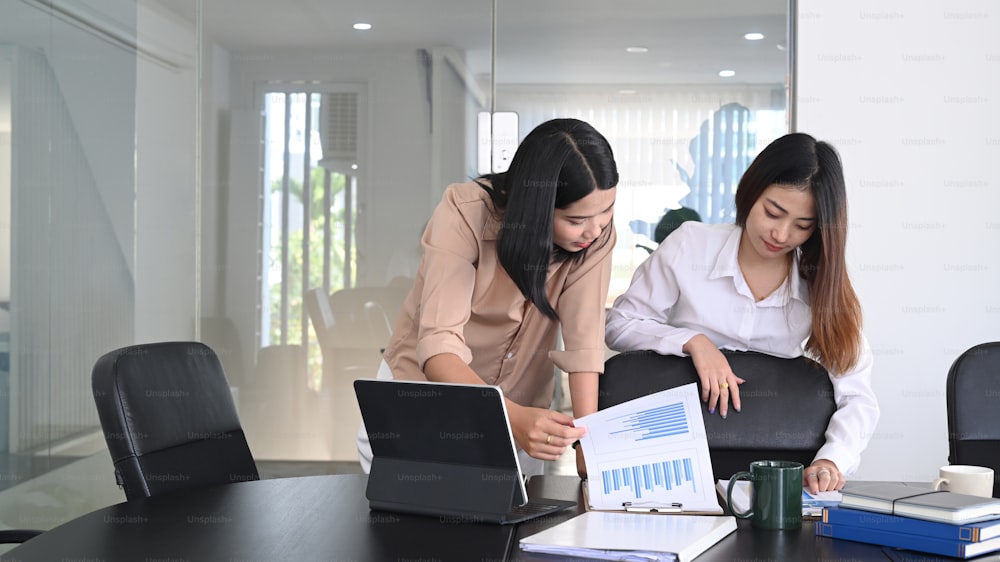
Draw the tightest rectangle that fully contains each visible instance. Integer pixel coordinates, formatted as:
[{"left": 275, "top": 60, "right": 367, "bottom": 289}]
[
  {"left": 135, "top": 2, "right": 198, "bottom": 343},
  {"left": 0, "top": 55, "right": 10, "bottom": 313},
  {"left": 0, "top": 130, "right": 9, "bottom": 308},
  {"left": 200, "top": 43, "right": 231, "bottom": 321},
  {"left": 797, "top": 0, "right": 1000, "bottom": 481}
]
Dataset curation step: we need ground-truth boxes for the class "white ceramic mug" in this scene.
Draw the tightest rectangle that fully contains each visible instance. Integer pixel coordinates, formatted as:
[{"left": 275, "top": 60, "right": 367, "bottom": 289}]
[{"left": 932, "top": 465, "right": 995, "bottom": 498}]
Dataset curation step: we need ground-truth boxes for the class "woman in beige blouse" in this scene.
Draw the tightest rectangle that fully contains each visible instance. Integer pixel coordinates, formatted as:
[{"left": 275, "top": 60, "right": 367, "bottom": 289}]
[{"left": 357, "top": 118, "right": 618, "bottom": 476}]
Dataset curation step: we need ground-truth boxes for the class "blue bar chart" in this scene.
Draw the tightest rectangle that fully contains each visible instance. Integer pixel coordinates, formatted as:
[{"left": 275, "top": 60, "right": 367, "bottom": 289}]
[
  {"left": 607, "top": 402, "right": 688, "bottom": 442},
  {"left": 576, "top": 383, "right": 721, "bottom": 512},
  {"left": 601, "top": 456, "right": 696, "bottom": 498},
  {"left": 588, "top": 397, "right": 692, "bottom": 457}
]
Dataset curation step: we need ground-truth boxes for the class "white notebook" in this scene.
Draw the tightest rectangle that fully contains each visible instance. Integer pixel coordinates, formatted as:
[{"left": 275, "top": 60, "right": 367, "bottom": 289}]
[{"left": 519, "top": 511, "right": 737, "bottom": 562}]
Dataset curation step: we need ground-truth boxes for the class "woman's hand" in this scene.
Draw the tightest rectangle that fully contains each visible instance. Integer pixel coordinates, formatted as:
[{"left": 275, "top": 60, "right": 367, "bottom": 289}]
[
  {"left": 684, "top": 334, "right": 745, "bottom": 418},
  {"left": 804, "top": 459, "right": 844, "bottom": 494},
  {"left": 506, "top": 400, "right": 586, "bottom": 461}
]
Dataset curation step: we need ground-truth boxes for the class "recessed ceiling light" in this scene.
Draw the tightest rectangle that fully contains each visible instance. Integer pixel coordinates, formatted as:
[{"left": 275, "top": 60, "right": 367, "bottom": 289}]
[
  {"left": 719, "top": 70, "right": 736, "bottom": 78},
  {"left": 744, "top": 32, "right": 765, "bottom": 41},
  {"left": 776, "top": 42, "right": 787, "bottom": 52},
  {"left": 626, "top": 46, "right": 649, "bottom": 54},
  {"left": 353, "top": 22, "right": 372, "bottom": 31},
  {"left": 618, "top": 89, "right": 637, "bottom": 95}
]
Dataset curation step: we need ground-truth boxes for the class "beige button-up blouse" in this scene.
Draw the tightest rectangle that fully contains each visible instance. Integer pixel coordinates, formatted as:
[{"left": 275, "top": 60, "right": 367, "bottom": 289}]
[{"left": 383, "top": 181, "right": 616, "bottom": 409}]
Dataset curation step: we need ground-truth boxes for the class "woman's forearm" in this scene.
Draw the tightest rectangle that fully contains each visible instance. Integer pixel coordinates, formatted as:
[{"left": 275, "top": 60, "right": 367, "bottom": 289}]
[
  {"left": 422, "top": 353, "right": 484, "bottom": 385},
  {"left": 567, "top": 371, "right": 599, "bottom": 418}
]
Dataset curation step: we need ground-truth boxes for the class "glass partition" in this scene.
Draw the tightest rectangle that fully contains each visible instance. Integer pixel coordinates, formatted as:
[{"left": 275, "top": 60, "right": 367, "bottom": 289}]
[
  {"left": 0, "top": 0, "right": 792, "bottom": 537},
  {"left": 494, "top": 0, "right": 792, "bottom": 299},
  {"left": 0, "top": 0, "right": 151, "bottom": 535},
  {"left": 189, "top": 1, "right": 494, "bottom": 463}
]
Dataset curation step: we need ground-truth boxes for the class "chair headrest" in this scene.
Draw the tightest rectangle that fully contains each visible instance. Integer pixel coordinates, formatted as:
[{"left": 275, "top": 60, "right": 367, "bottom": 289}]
[
  {"left": 92, "top": 341, "right": 242, "bottom": 459},
  {"left": 601, "top": 350, "right": 835, "bottom": 450}
]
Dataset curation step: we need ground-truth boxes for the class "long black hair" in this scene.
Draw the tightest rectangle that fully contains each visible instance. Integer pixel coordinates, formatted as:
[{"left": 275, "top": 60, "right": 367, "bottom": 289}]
[{"left": 476, "top": 118, "right": 618, "bottom": 320}]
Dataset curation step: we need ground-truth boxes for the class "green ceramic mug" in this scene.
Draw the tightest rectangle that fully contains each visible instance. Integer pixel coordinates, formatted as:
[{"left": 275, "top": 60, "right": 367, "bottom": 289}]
[{"left": 726, "top": 460, "right": 803, "bottom": 530}]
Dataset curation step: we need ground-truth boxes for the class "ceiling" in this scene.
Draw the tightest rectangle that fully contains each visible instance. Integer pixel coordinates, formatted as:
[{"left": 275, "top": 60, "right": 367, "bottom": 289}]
[
  {"left": 0, "top": 0, "right": 790, "bottom": 134},
  {"left": 176, "top": 0, "right": 790, "bottom": 85}
]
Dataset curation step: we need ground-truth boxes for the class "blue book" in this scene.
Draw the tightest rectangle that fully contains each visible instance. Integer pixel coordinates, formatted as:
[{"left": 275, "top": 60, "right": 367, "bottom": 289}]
[
  {"left": 823, "top": 506, "right": 1000, "bottom": 543},
  {"left": 815, "top": 520, "right": 1000, "bottom": 559}
]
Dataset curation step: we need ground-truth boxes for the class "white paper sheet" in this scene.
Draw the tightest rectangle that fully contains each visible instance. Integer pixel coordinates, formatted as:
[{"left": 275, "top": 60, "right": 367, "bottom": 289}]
[{"left": 575, "top": 383, "right": 722, "bottom": 513}]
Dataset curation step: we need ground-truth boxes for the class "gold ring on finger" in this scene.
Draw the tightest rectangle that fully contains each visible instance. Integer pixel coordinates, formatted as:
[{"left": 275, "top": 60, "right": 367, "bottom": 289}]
[
  {"left": 720, "top": 381, "right": 729, "bottom": 390},
  {"left": 545, "top": 434, "right": 551, "bottom": 445}
]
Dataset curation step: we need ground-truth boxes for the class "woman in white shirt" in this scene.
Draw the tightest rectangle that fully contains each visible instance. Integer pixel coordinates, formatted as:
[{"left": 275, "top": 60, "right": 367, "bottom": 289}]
[{"left": 605, "top": 132, "right": 879, "bottom": 493}]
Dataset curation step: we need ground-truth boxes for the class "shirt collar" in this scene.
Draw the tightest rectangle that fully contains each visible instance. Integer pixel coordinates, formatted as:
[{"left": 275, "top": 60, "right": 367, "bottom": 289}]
[
  {"left": 709, "top": 226, "right": 743, "bottom": 281},
  {"left": 710, "top": 226, "right": 809, "bottom": 305},
  {"left": 787, "top": 255, "right": 808, "bottom": 303}
]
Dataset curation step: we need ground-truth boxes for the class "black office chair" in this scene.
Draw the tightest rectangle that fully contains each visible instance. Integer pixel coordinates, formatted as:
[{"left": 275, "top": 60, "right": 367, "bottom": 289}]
[
  {"left": 92, "top": 341, "right": 259, "bottom": 500},
  {"left": 0, "top": 530, "right": 42, "bottom": 544},
  {"left": 946, "top": 341, "right": 1000, "bottom": 498},
  {"left": 600, "top": 350, "right": 836, "bottom": 480}
]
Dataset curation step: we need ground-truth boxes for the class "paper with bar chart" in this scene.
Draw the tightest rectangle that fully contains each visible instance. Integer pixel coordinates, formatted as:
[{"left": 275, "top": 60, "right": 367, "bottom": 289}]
[{"left": 576, "top": 382, "right": 722, "bottom": 513}]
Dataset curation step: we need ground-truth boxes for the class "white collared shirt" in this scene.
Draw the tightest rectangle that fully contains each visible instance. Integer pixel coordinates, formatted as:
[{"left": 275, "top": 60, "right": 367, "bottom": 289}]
[{"left": 605, "top": 221, "right": 879, "bottom": 474}]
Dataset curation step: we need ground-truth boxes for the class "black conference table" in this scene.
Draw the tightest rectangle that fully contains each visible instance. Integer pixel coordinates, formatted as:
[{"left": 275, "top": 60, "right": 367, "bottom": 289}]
[{"left": 3, "top": 473, "right": 925, "bottom": 561}]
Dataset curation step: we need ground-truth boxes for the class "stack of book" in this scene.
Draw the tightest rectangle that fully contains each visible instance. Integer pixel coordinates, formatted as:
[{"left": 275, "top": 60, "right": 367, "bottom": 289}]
[{"left": 814, "top": 483, "right": 1000, "bottom": 559}]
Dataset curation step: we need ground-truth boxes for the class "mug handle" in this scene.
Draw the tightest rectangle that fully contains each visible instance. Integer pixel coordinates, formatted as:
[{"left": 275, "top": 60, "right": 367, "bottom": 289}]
[
  {"left": 932, "top": 477, "right": 949, "bottom": 491},
  {"left": 727, "top": 471, "right": 753, "bottom": 519}
]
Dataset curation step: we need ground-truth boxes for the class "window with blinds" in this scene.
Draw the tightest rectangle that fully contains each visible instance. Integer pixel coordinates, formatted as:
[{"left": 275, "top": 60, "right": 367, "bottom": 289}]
[
  {"left": 261, "top": 89, "right": 360, "bottom": 389},
  {"left": 495, "top": 84, "right": 787, "bottom": 298}
]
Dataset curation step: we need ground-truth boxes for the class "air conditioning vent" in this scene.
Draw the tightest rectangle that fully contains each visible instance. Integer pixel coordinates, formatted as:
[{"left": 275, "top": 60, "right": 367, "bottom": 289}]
[{"left": 318, "top": 92, "right": 358, "bottom": 173}]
